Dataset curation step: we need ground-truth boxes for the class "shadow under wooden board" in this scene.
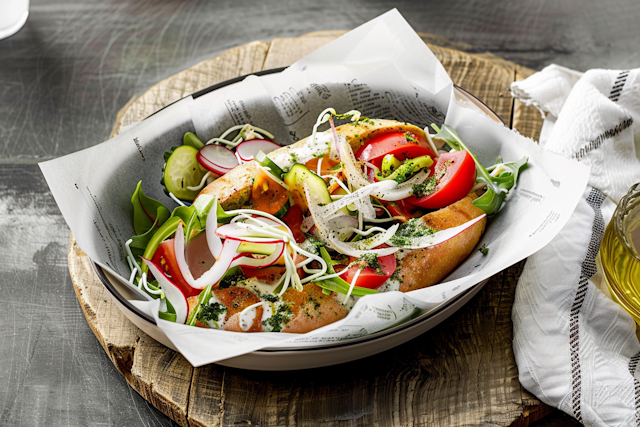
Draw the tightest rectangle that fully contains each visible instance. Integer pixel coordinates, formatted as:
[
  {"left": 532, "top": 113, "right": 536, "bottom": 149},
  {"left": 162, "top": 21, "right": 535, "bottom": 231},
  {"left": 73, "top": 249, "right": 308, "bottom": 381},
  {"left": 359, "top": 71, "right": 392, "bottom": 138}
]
[{"left": 67, "top": 31, "right": 567, "bottom": 427}]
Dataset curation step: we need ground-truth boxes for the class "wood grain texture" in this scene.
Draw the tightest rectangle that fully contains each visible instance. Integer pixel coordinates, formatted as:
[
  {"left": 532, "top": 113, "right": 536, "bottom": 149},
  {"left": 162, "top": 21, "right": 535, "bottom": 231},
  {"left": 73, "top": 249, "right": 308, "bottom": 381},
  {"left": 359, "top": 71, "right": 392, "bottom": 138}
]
[{"left": 68, "top": 32, "right": 561, "bottom": 427}]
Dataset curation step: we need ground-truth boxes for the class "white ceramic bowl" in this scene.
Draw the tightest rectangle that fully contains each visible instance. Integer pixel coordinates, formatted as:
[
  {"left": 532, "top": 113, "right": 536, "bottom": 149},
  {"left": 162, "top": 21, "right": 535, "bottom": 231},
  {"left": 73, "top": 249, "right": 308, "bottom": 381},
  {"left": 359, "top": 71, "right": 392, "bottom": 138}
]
[{"left": 93, "top": 69, "right": 503, "bottom": 370}]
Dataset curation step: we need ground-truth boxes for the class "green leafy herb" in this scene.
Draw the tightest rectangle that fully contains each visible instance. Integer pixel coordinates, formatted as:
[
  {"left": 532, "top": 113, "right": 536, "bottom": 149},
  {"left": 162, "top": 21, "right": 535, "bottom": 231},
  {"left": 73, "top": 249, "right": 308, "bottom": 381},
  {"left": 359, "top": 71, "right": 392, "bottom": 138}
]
[
  {"left": 404, "top": 131, "right": 417, "bottom": 143},
  {"left": 430, "top": 124, "right": 528, "bottom": 215},
  {"left": 479, "top": 244, "right": 489, "bottom": 255},
  {"left": 131, "top": 181, "right": 170, "bottom": 235}
]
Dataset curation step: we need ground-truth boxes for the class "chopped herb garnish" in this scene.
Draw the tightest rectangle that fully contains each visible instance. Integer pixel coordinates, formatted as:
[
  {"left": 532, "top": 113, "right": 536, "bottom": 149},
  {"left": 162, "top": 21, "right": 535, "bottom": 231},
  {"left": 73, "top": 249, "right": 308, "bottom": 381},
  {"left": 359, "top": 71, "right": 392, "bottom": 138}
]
[
  {"left": 263, "top": 303, "right": 293, "bottom": 332},
  {"left": 261, "top": 294, "right": 279, "bottom": 303},
  {"left": 218, "top": 267, "right": 247, "bottom": 289},
  {"left": 197, "top": 302, "right": 227, "bottom": 323},
  {"left": 479, "top": 244, "right": 489, "bottom": 255},
  {"left": 412, "top": 176, "right": 437, "bottom": 197},
  {"left": 389, "top": 218, "right": 436, "bottom": 246},
  {"left": 353, "top": 117, "right": 374, "bottom": 126},
  {"left": 358, "top": 253, "right": 384, "bottom": 274},
  {"left": 306, "top": 235, "right": 325, "bottom": 247},
  {"left": 404, "top": 131, "right": 417, "bottom": 143}
]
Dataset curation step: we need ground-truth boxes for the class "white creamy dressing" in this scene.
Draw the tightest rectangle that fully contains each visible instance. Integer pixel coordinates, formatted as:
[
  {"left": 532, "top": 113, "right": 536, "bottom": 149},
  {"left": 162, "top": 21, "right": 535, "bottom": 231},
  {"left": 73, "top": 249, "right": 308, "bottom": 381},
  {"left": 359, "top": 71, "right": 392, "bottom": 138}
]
[
  {"left": 335, "top": 293, "right": 357, "bottom": 310},
  {"left": 205, "top": 294, "right": 227, "bottom": 329},
  {"left": 238, "top": 301, "right": 275, "bottom": 332},
  {"left": 377, "top": 250, "right": 410, "bottom": 293},
  {"left": 239, "top": 305, "right": 258, "bottom": 332}
]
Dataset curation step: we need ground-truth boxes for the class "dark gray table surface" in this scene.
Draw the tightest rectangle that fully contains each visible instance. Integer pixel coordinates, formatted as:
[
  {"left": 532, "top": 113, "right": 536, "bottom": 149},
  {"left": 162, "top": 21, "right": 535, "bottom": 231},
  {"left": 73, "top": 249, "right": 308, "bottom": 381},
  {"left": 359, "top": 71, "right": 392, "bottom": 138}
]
[{"left": 2, "top": 1, "right": 639, "bottom": 426}]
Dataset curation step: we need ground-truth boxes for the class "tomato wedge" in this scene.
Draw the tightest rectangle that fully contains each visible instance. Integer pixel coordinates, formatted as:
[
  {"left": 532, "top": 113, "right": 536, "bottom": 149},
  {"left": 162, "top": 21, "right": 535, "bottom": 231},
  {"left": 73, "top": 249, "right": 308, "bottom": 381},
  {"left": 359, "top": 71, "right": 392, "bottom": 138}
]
[
  {"left": 151, "top": 239, "right": 200, "bottom": 298},
  {"left": 384, "top": 201, "right": 415, "bottom": 223},
  {"left": 406, "top": 150, "right": 476, "bottom": 210},
  {"left": 343, "top": 250, "right": 396, "bottom": 290},
  {"left": 356, "top": 131, "right": 436, "bottom": 168},
  {"left": 281, "top": 204, "right": 306, "bottom": 243}
]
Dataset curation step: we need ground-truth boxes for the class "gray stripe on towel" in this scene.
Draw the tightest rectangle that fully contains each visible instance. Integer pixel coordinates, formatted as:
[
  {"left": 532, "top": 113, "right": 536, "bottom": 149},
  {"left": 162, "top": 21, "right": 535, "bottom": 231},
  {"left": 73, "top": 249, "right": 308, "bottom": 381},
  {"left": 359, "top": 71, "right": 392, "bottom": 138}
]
[{"left": 569, "top": 188, "right": 606, "bottom": 423}]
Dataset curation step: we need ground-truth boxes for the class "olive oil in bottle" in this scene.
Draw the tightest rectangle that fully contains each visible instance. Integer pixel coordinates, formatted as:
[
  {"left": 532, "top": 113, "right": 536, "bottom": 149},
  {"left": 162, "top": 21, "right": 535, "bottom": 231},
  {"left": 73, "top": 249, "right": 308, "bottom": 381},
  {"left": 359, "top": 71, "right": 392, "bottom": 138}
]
[{"left": 601, "top": 184, "right": 640, "bottom": 323}]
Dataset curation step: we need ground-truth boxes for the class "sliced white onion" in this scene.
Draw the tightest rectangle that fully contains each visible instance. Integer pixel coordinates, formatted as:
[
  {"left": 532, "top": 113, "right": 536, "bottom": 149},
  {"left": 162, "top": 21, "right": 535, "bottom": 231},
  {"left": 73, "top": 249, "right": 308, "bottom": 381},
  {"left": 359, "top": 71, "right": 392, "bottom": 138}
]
[
  {"left": 301, "top": 215, "right": 315, "bottom": 233},
  {"left": 326, "top": 215, "right": 359, "bottom": 241},
  {"left": 305, "top": 184, "right": 400, "bottom": 257},
  {"left": 337, "top": 133, "right": 371, "bottom": 189},
  {"left": 236, "top": 139, "right": 281, "bottom": 161},
  {"left": 175, "top": 222, "right": 241, "bottom": 289},
  {"left": 231, "top": 242, "right": 285, "bottom": 268},
  {"left": 197, "top": 144, "right": 239, "bottom": 175},
  {"left": 388, "top": 214, "right": 487, "bottom": 249},
  {"left": 206, "top": 198, "right": 223, "bottom": 258},
  {"left": 142, "top": 257, "right": 189, "bottom": 324},
  {"left": 317, "top": 180, "right": 396, "bottom": 220}
]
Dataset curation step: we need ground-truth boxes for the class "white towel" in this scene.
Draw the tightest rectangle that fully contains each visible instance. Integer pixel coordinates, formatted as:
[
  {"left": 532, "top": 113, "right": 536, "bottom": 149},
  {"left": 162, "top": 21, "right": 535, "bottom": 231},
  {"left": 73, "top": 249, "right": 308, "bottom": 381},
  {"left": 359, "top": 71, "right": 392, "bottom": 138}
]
[{"left": 511, "top": 65, "right": 640, "bottom": 426}]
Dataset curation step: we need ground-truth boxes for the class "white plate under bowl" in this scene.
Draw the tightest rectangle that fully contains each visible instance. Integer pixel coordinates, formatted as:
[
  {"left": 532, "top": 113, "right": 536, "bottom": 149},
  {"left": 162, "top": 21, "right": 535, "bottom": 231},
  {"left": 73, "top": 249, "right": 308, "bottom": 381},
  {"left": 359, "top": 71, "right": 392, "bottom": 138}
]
[{"left": 92, "top": 68, "right": 503, "bottom": 370}]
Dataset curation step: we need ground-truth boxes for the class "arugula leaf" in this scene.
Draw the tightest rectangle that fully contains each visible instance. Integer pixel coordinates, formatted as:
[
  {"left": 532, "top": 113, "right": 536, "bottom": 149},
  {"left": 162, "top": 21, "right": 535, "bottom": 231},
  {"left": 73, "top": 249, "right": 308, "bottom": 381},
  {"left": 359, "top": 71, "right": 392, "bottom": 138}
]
[
  {"left": 131, "top": 181, "right": 170, "bottom": 235},
  {"left": 430, "top": 124, "right": 528, "bottom": 215},
  {"left": 192, "top": 194, "right": 235, "bottom": 224}
]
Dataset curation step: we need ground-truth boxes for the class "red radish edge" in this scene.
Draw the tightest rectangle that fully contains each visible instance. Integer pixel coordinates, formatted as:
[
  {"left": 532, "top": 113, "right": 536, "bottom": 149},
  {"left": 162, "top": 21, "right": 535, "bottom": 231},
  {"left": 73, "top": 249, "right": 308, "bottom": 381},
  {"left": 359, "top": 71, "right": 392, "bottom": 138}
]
[
  {"left": 398, "top": 214, "right": 487, "bottom": 249},
  {"left": 231, "top": 242, "right": 286, "bottom": 268},
  {"left": 236, "top": 139, "right": 281, "bottom": 162},
  {"left": 141, "top": 257, "right": 189, "bottom": 324},
  {"left": 197, "top": 144, "right": 239, "bottom": 175},
  {"left": 175, "top": 222, "right": 241, "bottom": 289},
  {"left": 216, "top": 222, "right": 285, "bottom": 243}
]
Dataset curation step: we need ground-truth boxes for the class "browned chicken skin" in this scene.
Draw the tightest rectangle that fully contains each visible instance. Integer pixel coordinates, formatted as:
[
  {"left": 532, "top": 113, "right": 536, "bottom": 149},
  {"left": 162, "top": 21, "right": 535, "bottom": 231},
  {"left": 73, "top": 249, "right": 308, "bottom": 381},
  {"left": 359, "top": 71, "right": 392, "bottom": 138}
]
[{"left": 398, "top": 196, "right": 486, "bottom": 292}]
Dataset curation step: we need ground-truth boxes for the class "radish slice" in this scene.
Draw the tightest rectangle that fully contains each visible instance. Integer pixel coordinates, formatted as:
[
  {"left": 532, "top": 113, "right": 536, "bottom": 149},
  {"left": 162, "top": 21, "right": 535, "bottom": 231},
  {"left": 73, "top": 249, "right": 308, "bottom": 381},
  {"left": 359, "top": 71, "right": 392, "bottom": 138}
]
[
  {"left": 236, "top": 139, "right": 281, "bottom": 162},
  {"left": 206, "top": 199, "right": 222, "bottom": 258},
  {"left": 175, "top": 222, "right": 241, "bottom": 289},
  {"left": 387, "top": 214, "right": 487, "bottom": 249},
  {"left": 141, "top": 257, "right": 189, "bottom": 324},
  {"left": 231, "top": 242, "right": 285, "bottom": 268},
  {"left": 197, "top": 144, "right": 239, "bottom": 175}
]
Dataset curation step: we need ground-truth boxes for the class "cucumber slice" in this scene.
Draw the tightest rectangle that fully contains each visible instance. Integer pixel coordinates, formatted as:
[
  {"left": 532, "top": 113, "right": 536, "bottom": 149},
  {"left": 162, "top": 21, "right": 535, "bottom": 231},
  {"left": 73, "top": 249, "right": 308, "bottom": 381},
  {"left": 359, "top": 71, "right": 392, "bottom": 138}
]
[
  {"left": 255, "top": 151, "right": 284, "bottom": 179},
  {"left": 164, "top": 145, "right": 208, "bottom": 201},
  {"left": 274, "top": 200, "right": 290, "bottom": 218},
  {"left": 283, "top": 164, "right": 332, "bottom": 213}
]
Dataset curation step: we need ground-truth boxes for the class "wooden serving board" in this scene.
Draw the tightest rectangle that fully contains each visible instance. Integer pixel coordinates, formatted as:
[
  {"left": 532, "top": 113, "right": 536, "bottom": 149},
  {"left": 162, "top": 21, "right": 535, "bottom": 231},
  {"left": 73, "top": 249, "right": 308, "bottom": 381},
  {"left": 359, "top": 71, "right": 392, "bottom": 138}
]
[{"left": 68, "top": 31, "right": 549, "bottom": 427}]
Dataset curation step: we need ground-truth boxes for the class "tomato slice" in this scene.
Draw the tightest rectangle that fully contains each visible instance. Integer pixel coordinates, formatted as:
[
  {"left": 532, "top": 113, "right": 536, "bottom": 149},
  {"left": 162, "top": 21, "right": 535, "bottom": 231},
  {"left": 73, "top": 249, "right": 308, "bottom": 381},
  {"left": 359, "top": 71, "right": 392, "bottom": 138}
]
[
  {"left": 356, "top": 131, "right": 436, "bottom": 168},
  {"left": 384, "top": 201, "right": 414, "bottom": 223},
  {"left": 151, "top": 239, "right": 200, "bottom": 298},
  {"left": 343, "top": 250, "right": 396, "bottom": 290},
  {"left": 281, "top": 204, "right": 306, "bottom": 243},
  {"left": 406, "top": 150, "right": 476, "bottom": 210},
  {"left": 251, "top": 168, "right": 289, "bottom": 215}
]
